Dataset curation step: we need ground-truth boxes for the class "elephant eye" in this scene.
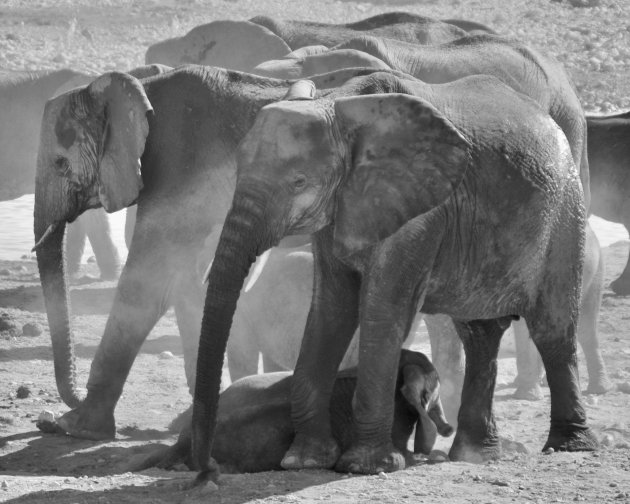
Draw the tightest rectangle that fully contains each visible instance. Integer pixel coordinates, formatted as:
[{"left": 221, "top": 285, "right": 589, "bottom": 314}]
[
  {"left": 54, "top": 156, "right": 71, "bottom": 177},
  {"left": 292, "top": 174, "right": 307, "bottom": 192}
]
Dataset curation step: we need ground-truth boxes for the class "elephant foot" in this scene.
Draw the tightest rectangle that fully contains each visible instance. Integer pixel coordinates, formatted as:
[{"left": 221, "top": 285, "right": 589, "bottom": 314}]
[
  {"left": 610, "top": 276, "right": 630, "bottom": 296},
  {"left": 281, "top": 433, "right": 340, "bottom": 470},
  {"left": 512, "top": 384, "right": 544, "bottom": 401},
  {"left": 56, "top": 404, "right": 116, "bottom": 441},
  {"left": 543, "top": 424, "right": 598, "bottom": 453},
  {"left": 335, "top": 442, "right": 406, "bottom": 474},
  {"left": 449, "top": 433, "right": 501, "bottom": 463},
  {"left": 585, "top": 376, "right": 614, "bottom": 395}
]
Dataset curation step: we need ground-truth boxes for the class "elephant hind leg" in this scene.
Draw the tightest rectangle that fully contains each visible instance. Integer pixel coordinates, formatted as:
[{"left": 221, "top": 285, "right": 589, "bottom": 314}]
[
  {"left": 449, "top": 318, "right": 507, "bottom": 463},
  {"left": 512, "top": 319, "right": 545, "bottom": 401},
  {"left": 83, "top": 208, "right": 122, "bottom": 280}
]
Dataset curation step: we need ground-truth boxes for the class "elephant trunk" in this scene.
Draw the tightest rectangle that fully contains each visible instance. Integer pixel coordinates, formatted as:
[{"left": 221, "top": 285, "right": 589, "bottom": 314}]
[
  {"left": 191, "top": 189, "right": 276, "bottom": 476},
  {"left": 427, "top": 396, "right": 454, "bottom": 437},
  {"left": 34, "top": 215, "right": 82, "bottom": 408}
]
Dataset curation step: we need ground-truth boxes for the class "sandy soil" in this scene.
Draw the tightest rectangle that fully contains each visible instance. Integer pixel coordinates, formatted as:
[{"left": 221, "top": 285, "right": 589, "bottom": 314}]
[{"left": 0, "top": 0, "right": 630, "bottom": 502}]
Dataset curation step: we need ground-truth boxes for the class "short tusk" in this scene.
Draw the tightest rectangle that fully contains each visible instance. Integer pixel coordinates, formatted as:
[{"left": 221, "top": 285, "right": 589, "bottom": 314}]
[
  {"left": 244, "top": 249, "right": 271, "bottom": 293},
  {"left": 202, "top": 259, "right": 214, "bottom": 285},
  {"left": 32, "top": 223, "right": 61, "bottom": 252}
]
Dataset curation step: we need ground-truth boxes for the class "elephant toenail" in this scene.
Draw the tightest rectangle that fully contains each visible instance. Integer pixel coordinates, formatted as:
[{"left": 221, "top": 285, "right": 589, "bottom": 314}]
[
  {"left": 349, "top": 464, "right": 360, "bottom": 472},
  {"left": 304, "top": 458, "right": 319, "bottom": 468},
  {"left": 283, "top": 456, "right": 297, "bottom": 466}
]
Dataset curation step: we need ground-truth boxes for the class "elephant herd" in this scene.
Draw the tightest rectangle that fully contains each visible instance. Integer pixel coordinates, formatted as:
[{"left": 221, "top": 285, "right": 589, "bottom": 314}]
[{"left": 2, "top": 10, "right": 630, "bottom": 482}]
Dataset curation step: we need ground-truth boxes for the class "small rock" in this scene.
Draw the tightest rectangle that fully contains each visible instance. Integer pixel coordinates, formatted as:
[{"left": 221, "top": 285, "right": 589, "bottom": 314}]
[
  {"left": 0, "top": 316, "right": 17, "bottom": 332},
  {"left": 610, "top": 482, "right": 618, "bottom": 488},
  {"left": 36, "top": 410, "right": 63, "bottom": 434},
  {"left": 22, "top": 323, "right": 43, "bottom": 337},
  {"left": 0, "top": 269, "right": 10, "bottom": 276},
  {"left": 378, "top": 472, "right": 388, "bottom": 480},
  {"left": 544, "top": 447, "right": 555, "bottom": 455},
  {"left": 491, "top": 479, "right": 510, "bottom": 487},
  {"left": 159, "top": 351, "right": 174, "bottom": 360},
  {"left": 16, "top": 385, "right": 31, "bottom": 399}
]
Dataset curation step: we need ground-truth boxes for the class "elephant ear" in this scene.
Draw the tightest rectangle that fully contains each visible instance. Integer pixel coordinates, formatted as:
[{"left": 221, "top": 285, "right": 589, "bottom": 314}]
[
  {"left": 332, "top": 93, "right": 471, "bottom": 258},
  {"left": 86, "top": 72, "right": 152, "bottom": 212}
]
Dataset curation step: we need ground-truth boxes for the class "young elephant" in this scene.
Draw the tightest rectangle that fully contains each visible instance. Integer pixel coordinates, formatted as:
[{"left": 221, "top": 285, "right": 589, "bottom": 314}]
[
  {"left": 587, "top": 110, "right": 630, "bottom": 294},
  {"left": 193, "top": 72, "right": 596, "bottom": 478},
  {"left": 134, "top": 350, "right": 453, "bottom": 473}
]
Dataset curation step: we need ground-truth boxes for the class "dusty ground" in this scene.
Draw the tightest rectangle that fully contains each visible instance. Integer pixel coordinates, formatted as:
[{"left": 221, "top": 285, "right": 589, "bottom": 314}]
[{"left": 0, "top": 0, "right": 630, "bottom": 502}]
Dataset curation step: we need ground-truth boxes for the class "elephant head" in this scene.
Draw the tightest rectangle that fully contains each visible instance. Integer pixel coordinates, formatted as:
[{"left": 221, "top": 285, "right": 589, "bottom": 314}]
[
  {"left": 397, "top": 349, "right": 453, "bottom": 455},
  {"left": 34, "top": 71, "right": 152, "bottom": 407},
  {"left": 145, "top": 20, "right": 291, "bottom": 72},
  {"left": 191, "top": 81, "right": 471, "bottom": 472}
]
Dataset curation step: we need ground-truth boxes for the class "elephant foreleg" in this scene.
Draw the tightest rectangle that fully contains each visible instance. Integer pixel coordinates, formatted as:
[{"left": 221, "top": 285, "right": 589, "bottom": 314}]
[
  {"left": 282, "top": 229, "right": 360, "bottom": 471},
  {"left": 449, "top": 318, "right": 506, "bottom": 463},
  {"left": 425, "top": 313, "right": 464, "bottom": 429},
  {"left": 56, "top": 248, "right": 175, "bottom": 440}
]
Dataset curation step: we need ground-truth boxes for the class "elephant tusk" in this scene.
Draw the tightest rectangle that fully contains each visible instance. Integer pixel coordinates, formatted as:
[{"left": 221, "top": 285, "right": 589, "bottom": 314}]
[
  {"left": 202, "top": 259, "right": 214, "bottom": 285},
  {"left": 244, "top": 249, "right": 271, "bottom": 293},
  {"left": 32, "top": 222, "right": 61, "bottom": 252}
]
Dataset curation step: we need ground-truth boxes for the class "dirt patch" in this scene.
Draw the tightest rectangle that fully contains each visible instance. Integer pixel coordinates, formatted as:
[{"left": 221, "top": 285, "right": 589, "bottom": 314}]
[{"left": 1, "top": 0, "right": 630, "bottom": 502}]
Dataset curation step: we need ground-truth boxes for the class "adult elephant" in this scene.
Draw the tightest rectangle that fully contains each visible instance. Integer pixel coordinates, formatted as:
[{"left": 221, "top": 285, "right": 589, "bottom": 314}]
[
  {"left": 32, "top": 65, "right": 404, "bottom": 440},
  {"left": 252, "top": 34, "right": 590, "bottom": 210},
  {"left": 144, "top": 12, "right": 486, "bottom": 70},
  {"left": 133, "top": 350, "right": 453, "bottom": 473},
  {"left": 0, "top": 68, "right": 122, "bottom": 279},
  {"left": 192, "top": 72, "right": 597, "bottom": 478},
  {"left": 587, "top": 111, "right": 630, "bottom": 294}
]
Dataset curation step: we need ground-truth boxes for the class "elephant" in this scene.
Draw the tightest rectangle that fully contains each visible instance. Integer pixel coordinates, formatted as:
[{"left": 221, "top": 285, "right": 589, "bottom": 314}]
[
  {"left": 0, "top": 65, "right": 168, "bottom": 279},
  {"left": 249, "top": 33, "right": 590, "bottom": 211},
  {"left": 0, "top": 68, "right": 120, "bottom": 279},
  {"left": 191, "top": 71, "right": 597, "bottom": 479},
  {"left": 248, "top": 12, "right": 477, "bottom": 49},
  {"left": 513, "top": 224, "right": 612, "bottom": 399},
  {"left": 144, "top": 12, "right": 488, "bottom": 71},
  {"left": 133, "top": 350, "right": 453, "bottom": 473},
  {"left": 586, "top": 110, "right": 630, "bottom": 294},
  {"left": 32, "top": 64, "right": 410, "bottom": 441}
]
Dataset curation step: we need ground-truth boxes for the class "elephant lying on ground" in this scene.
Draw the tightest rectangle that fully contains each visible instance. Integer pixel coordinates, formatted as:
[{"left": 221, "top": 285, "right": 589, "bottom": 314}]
[
  {"left": 0, "top": 69, "right": 121, "bottom": 279},
  {"left": 133, "top": 350, "right": 453, "bottom": 473},
  {"left": 33, "top": 65, "right": 409, "bottom": 440},
  {"left": 251, "top": 34, "right": 590, "bottom": 210},
  {"left": 144, "top": 12, "right": 490, "bottom": 70},
  {"left": 587, "top": 110, "right": 630, "bottom": 294},
  {"left": 193, "top": 72, "right": 596, "bottom": 478}
]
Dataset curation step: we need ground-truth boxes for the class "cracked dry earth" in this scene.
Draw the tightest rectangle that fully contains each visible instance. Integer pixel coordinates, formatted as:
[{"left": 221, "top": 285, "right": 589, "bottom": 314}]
[{"left": 0, "top": 0, "right": 630, "bottom": 502}]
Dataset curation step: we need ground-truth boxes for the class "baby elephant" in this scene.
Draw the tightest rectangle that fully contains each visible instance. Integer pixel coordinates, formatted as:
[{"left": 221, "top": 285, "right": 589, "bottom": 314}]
[{"left": 133, "top": 350, "right": 452, "bottom": 473}]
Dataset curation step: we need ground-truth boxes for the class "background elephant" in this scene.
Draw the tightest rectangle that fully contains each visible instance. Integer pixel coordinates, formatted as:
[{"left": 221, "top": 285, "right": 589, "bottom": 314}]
[
  {"left": 33, "top": 65, "right": 401, "bottom": 441},
  {"left": 193, "top": 72, "right": 596, "bottom": 477},
  {"left": 587, "top": 111, "right": 630, "bottom": 294},
  {"left": 133, "top": 350, "right": 453, "bottom": 473},
  {"left": 144, "top": 12, "right": 489, "bottom": 72},
  {"left": 0, "top": 68, "right": 121, "bottom": 279}
]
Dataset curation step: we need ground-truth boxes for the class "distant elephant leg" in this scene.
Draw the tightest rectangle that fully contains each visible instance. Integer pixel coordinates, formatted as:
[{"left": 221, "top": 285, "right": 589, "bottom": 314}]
[
  {"left": 449, "top": 318, "right": 507, "bottom": 463},
  {"left": 226, "top": 315, "right": 261, "bottom": 382},
  {"left": 65, "top": 219, "right": 87, "bottom": 278},
  {"left": 124, "top": 205, "right": 137, "bottom": 250},
  {"left": 83, "top": 208, "right": 122, "bottom": 280},
  {"left": 56, "top": 237, "right": 177, "bottom": 440},
  {"left": 425, "top": 313, "right": 464, "bottom": 429},
  {"left": 609, "top": 222, "right": 630, "bottom": 295},
  {"left": 579, "top": 245, "right": 611, "bottom": 394},
  {"left": 173, "top": 273, "right": 204, "bottom": 395},
  {"left": 262, "top": 354, "right": 285, "bottom": 373},
  {"left": 282, "top": 229, "right": 360, "bottom": 471},
  {"left": 513, "top": 319, "right": 544, "bottom": 401}
]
